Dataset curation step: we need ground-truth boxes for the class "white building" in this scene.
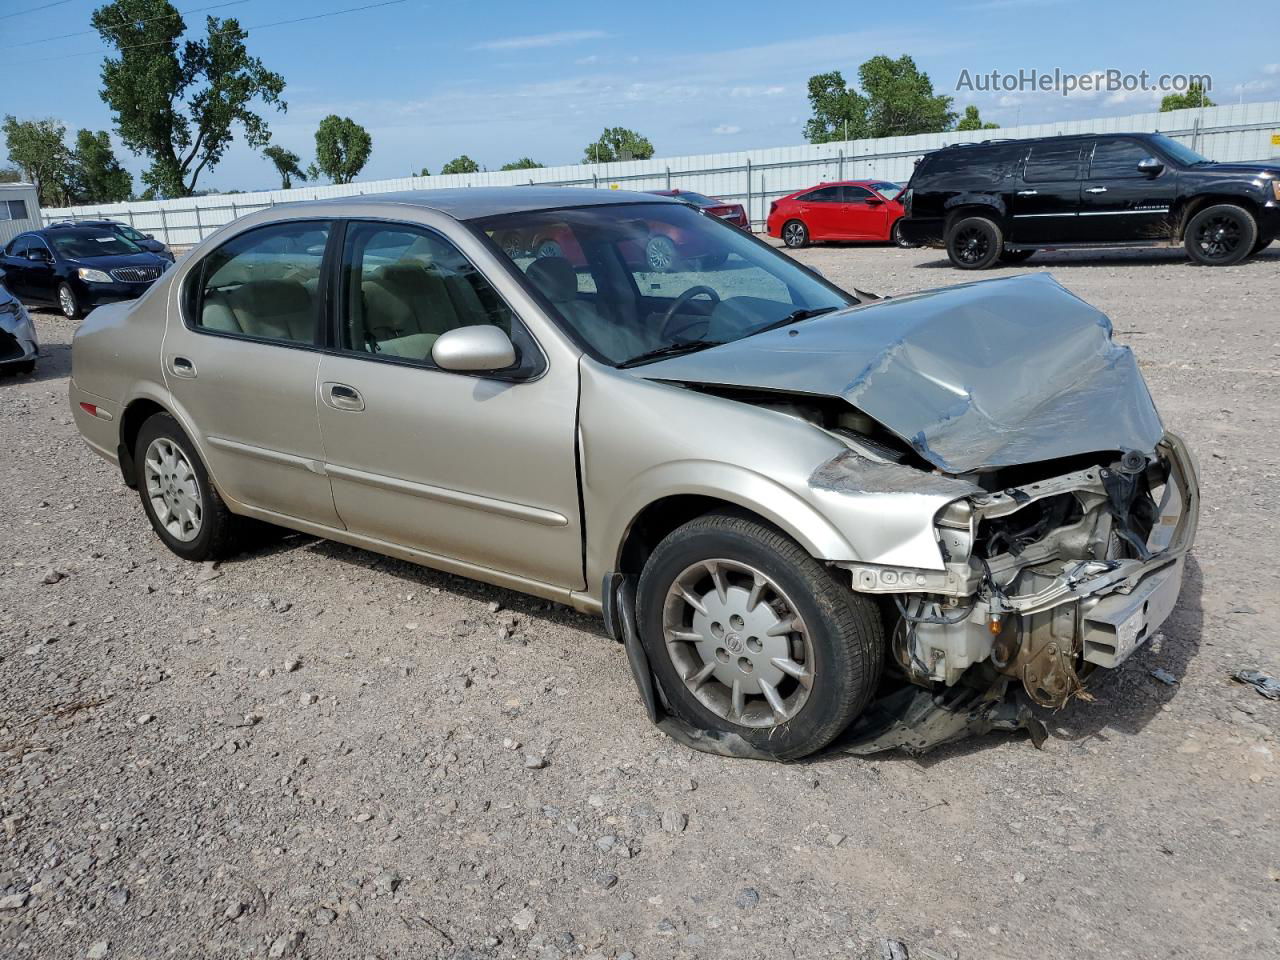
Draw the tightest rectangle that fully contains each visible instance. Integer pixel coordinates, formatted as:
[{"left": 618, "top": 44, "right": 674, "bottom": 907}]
[{"left": 0, "top": 182, "right": 42, "bottom": 247}]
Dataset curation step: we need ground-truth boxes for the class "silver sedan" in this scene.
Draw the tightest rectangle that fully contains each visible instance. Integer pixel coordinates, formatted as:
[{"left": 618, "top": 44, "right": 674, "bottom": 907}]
[{"left": 68, "top": 188, "right": 1199, "bottom": 759}]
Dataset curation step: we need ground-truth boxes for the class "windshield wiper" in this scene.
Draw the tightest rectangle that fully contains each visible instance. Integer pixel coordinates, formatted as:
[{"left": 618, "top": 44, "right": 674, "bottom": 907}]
[
  {"left": 618, "top": 338, "right": 725, "bottom": 368},
  {"left": 751, "top": 305, "right": 840, "bottom": 336}
]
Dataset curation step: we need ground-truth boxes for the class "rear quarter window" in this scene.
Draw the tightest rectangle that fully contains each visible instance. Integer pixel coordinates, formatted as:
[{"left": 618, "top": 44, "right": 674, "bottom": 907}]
[{"left": 913, "top": 144, "right": 1023, "bottom": 190}]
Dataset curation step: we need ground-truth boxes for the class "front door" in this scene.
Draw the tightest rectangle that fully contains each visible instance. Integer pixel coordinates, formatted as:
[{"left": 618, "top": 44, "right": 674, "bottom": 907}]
[
  {"left": 23, "top": 238, "right": 59, "bottom": 303},
  {"left": 1078, "top": 138, "right": 1179, "bottom": 242},
  {"left": 162, "top": 218, "right": 342, "bottom": 527},
  {"left": 1007, "top": 141, "right": 1085, "bottom": 245},
  {"left": 796, "top": 186, "right": 843, "bottom": 241},
  {"left": 316, "top": 220, "right": 583, "bottom": 590},
  {"left": 839, "top": 185, "right": 889, "bottom": 240}
]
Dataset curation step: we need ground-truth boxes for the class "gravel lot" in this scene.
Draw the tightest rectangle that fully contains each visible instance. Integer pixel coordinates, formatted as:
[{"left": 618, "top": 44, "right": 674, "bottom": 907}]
[{"left": 2, "top": 242, "right": 1278, "bottom": 960}]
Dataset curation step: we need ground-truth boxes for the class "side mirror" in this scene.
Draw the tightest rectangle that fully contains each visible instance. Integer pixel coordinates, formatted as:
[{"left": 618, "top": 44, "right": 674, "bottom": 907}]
[
  {"left": 865, "top": 197, "right": 883, "bottom": 206},
  {"left": 144, "top": 233, "right": 155, "bottom": 240},
  {"left": 431, "top": 325, "right": 517, "bottom": 372},
  {"left": 1137, "top": 157, "right": 1164, "bottom": 176},
  {"left": 26, "top": 248, "right": 50, "bottom": 262}
]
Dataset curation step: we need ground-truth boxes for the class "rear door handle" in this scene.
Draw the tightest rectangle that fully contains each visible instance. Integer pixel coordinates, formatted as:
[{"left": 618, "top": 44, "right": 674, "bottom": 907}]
[
  {"left": 1085, "top": 186, "right": 1107, "bottom": 194},
  {"left": 323, "top": 381, "right": 365, "bottom": 412},
  {"left": 1016, "top": 189, "right": 1038, "bottom": 196},
  {"left": 170, "top": 356, "right": 197, "bottom": 379}
]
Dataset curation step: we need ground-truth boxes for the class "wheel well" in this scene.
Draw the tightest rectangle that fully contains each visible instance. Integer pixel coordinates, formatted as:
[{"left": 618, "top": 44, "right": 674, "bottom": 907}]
[
  {"left": 944, "top": 205, "right": 1003, "bottom": 236},
  {"left": 1175, "top": 194, "right": 1261, "bottom": 239},
  {"left": 118, "top": 398, "right": 167, "bottom": 486},
  {"left": 617, "top": 495, "right": 777, "bottom": 578}
]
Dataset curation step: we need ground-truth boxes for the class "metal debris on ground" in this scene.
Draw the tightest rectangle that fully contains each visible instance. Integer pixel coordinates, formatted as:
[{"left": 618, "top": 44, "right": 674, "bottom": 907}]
[
  {"left": 1234, "top": 669, "right": 1280, "bottom": 700},
  {"left": 1150, "top": 668, "right": 1179, "bottom": 685},
  {"left": 880, "top": 938, "right": 910, "bottom": 960}
]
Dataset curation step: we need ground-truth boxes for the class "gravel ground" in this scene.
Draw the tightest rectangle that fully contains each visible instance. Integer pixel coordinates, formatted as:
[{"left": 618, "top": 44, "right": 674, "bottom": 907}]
[{"left": 2, "top": 242, "right": 1278, "bottom": 960}]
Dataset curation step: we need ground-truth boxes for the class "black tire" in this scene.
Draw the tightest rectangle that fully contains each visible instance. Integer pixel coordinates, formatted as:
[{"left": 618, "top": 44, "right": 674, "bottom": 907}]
[
  {"left": 1252, "top": 234, "right": 1273, "bottom": 254},
  {"left": 134, "top": 413, "right": 241, "bottom": 562},
  {"left": 15, "top": 360, "right": 35, "bottom": 376},
  {"left": 57, "top": 282, "right": 82, "bottom": 320},
  {"left": 890, "top": 219, "right": 915, "bottom": 248},
  {"left": 781, "top": 220, "right": 808, "bottom": 248},
  {"left": 1184, "top": 203, "right": 1258, "bottom": 266},
  {"left": 636, "top": 513, "right": 883, "bottom": 760},
  {"left": 998, "top": 248, "right": 1036, "bottom": 264},
  {"left": 946, "top": 215, "right": 1003, "bottom": 269}
]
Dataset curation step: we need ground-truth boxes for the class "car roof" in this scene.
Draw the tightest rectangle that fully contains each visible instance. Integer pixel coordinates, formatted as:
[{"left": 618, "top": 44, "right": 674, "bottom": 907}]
[
  {"left": 936, "top": 132, "right": 1150, "bottom": 152},
  {"left": 300, "top": 186, "right": 678, "bottom": 221}
]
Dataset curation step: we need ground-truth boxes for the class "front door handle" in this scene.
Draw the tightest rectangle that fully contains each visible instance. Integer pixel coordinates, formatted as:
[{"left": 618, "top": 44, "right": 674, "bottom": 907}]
[
  {"left": 1085, "top": 186, "right": 1108, "bottom": 194},
  {"left": 323, "top": 381, "right": 365, "bottom": 412},
  {"left": 1016, "top": 189, "right": 1038, "bottom": 196},
  {"left": 170, "top": 356, "right": 197, "bottom": 379}
]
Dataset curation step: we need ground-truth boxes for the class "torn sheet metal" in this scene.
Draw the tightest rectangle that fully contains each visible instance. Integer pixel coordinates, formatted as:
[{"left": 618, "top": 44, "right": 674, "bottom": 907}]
[
  {"left": 634, "top": 272, "right": 1166, "bottom": 474},
  {"left": 1234, "top": 669, "right": 1280, "bottom": 700}
]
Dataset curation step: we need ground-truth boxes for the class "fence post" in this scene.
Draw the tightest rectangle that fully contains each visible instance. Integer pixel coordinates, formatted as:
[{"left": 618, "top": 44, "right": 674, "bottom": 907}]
[
  {"left": 592, "top": 172, "right": 599, "bottom": 189},
  {"left": 158, "top": 207, "right": 169, "bottom": 247},
  {"left": 126, "top": 210, "right": 136, "bottom": 227},
  {"left": 666, "top": 166, "right": 671, "bottom": 189},
  {"left": 745, "top": 158, "right": 752, "bottom": 230},
  {"left": 193, "top": 205, "right": 203, "bottom": 241},
  {"left": 838, "top": 150, "right": 844, "bottom": 181}
]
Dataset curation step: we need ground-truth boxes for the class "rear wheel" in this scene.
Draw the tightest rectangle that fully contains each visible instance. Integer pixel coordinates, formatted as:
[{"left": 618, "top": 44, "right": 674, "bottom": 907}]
[
  {"left": 135, "top": 413, "right": 241, "bottom": 562},
  {"left": 946, "top": 216, "right": 1003, "bottom": 269},
  {"left": 781, "top": 220, "right": 808, "bottom": 248},
  {"left": 998, "top": 248, "right": 1036, "bottom": 264},
  {"left": 1184, "top": 203, "right": 1257, "bottom": 266},
  {"left": 637, "top": 513, "right": 883, "bottom": 759}
]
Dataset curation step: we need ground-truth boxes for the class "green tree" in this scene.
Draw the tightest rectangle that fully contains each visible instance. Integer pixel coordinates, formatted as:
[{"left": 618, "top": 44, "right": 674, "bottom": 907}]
[
  {"left": 69, "top": 129, "right": 133, "bottom": 203},
  {"left": 583, "top": 127, "right": 654, "bottom": 164},
  {"left": 955, "top": 105, "right": 999, "bottom": 132},
  {"left": 500, "top": 157, "right": 543, "bottom": 171},
  {"left": 440, "top": 155, "right": 481, "bottom": 175},
  {"left": 313, "top": 115, "right": 372, "bottom": 184},
  {"left": 417, "top": 167, "right": 430, "bottom": 176},
  {"left": 1161, "top": 81, "right": 1214, "bottom": 112},
  {"left": 91, "top": 0, "right": 285, "bottom": 198},
  {"left": 262, "top": 144, "right": 306, "bottom": 189},
  {"left": 2, "top": 116, "right": 74, "bottom": 206},
  {"left": 804, "top": 55, "right": 955, "bottom": 143},
  {"left": 803, "top": 71, "right": 868, "bottom": 143}
]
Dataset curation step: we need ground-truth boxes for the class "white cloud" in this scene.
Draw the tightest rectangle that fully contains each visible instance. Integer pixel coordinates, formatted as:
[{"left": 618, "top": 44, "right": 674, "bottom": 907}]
[
  {"left": 575, "top": 54, "right": 599, "bottom": 65},
  {"left": 712, "top": 124, "right": 741, "bottom": 135},
  {"left": 472, "top": 30, "right": 608, "bottom": 51},
  {"left": 1233, "top": 78, "right": 1276, "bottom": 95},
  {"left": 1264, "top": 64, "right": 1280, "bottom": 75}
]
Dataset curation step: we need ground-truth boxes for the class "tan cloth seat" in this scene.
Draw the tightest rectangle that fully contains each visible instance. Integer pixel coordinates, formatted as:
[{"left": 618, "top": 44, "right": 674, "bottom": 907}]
[
  {"left": 202, "top": 279, "right": 315, "bottom": 342},
  {"left": 525, "top": 256, "right": 645, "bottom": 363}
]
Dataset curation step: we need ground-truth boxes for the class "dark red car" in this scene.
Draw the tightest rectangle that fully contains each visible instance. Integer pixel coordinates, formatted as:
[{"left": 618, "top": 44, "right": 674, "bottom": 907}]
[
  {"left": 648, "top": 189, "right": 750, "bottom": 230},
  {"left": 766, "top": 180, "right": 910, "bottom": 248}
]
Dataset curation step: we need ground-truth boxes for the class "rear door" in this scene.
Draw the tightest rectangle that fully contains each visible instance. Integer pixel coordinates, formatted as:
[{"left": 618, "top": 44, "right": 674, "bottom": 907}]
[
  {"left": 1008, "top": 141, "right": 1085, "bottom": 244},
  {"left": 163, "top": 219, "right": 342, "bottom": 527},
  {"left": 315, "top": 219, "right": 584, "bottom": 590},
  {"left": 1079, "top": 138, "right": 1178, "bottom": 241},
  {"left": 795, "top": 186, "right": 843, "bottom": 239},
  {"left": 1, "top": 236, "right": 32, "bottom": 299}
]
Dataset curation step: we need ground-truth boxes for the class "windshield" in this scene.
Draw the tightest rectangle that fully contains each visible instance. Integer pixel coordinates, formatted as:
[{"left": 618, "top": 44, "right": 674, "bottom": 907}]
[
  {"left": 49, "top": 230, "right": 142, "bottom": 258},
  {"left": 476, "top": 202, "right": 853, "bottom": 366},
  {"left": 116, "top": 224, "right": 148, "bottom": 242},
  {"left": 870, "top": 181, "right": 903, "bottom": 198},
  {"left": 672, "top": 191, "right": 717, "bottom": 207},
  {"left": 1150, "top": 134, "right": 1208, "bottom": 166}
]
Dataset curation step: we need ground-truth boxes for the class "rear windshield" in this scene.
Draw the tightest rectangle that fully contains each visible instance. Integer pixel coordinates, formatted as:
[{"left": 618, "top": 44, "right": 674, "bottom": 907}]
[{"left": 49, "top": 230, "right": 141, "bottom": 258}]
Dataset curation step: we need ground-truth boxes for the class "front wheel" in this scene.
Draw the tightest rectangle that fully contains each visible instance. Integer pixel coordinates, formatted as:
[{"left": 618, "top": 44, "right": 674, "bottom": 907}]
[
  {"left": 134, "top": 413, "right": 241, "bottom": 562},
  {"left": 58, "top": 282, "right": 82, "bottom": 320},
  {"left": 781, "top": 219, "right": 808, "bottom": 248},
  {"left": 637, "top": 513, "right": 883, "bottom": 759},
  {"left": 946, "top": 216, "right": 1003, "bottom": 269},
  {"left": 1184, "top": 203, "right": 1258, "bottom": 266}
]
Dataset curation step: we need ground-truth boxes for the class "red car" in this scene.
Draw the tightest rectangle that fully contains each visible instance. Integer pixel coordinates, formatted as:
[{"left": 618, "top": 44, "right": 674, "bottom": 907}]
[
  {"left": 766, "top": 180, "right": 910, "bottom": 248},
  {"left": 648, "top": 189, "right": 750, "bottom": 230}
]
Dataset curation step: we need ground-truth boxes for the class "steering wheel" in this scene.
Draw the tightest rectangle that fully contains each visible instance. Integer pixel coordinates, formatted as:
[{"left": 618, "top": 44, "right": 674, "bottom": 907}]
[{"left": 658, "top": 285, "right": 721, "bottom": 341}]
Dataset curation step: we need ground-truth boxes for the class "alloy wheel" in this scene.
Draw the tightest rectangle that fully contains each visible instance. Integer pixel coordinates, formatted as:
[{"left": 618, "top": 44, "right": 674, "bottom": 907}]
[
  {"left": 646, "top": 235, "right": 677, "bottom": 271},
  {"left": 783, "top": 222, "right": 806, "bottom": 247},
  {"left": 143, "top": 437, "right": 203, "bottom": 542},
  {"left": 661, "top": 558, "right": 815, "bottom": 728},
  {"left": 953, "top": 225, "right": 991, "bottom": 265},
  {"left": 59, "top": 286, "right": 77, "bottom": 319},
  {"left": 1194, "top": 215, "right": 1243, "bottom": 262}
]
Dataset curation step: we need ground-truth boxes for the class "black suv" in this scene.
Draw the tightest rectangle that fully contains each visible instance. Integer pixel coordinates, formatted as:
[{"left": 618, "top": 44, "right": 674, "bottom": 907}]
[{"left": 899, "top": 132, "right": 1280, "bottom": 268}]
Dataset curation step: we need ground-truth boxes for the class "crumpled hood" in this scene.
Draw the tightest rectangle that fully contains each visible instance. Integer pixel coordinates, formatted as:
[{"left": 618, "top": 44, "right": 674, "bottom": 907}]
[{"left": 634, "top": 272, "right": 1165, "bottom": 474}]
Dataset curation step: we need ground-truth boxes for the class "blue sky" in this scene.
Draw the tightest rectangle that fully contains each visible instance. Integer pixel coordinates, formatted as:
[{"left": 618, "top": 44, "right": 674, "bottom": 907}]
[{"left": 3, "top": 0, "right": 1277, "bottom": 192}]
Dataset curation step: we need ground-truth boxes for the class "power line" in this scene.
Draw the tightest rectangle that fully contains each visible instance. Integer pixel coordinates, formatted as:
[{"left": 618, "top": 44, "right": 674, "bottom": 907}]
[
  {"left": 10, "top": 0, "right": 250, "bottom": 49},
  {"left": 0, "top": 0, "right": 73, "bottom": 20},
  {"left": 11, "top": 0, "right": 407, "bottom": 66}
]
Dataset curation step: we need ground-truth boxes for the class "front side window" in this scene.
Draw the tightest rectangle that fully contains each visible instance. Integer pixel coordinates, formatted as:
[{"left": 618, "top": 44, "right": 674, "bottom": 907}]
[
  {"left": 48, "top": 229, "right": 140, "bottom": 258},
  {"left": 475, "top": 202, "right": 852, "bottom": 366},
  {"left": 117, "top": 224, "right": 148, "bottom": 242},
  {"left": 6, "top": 236, "right": 29, "bottom": 257},
  {"left": 188, "top": 220, "right": 330, "bottom": 344},
  {"left": 844, "top": 185, "right": 875, "bottom": 202},
  {"left": 1089, "top": 139, "right": 1156, "bottom": 179},
  {"left": 1023, "top": 142, "right": 1084, "bottom": 182},
  {"left": 340, "top": 222, "right": 516, "bottom": 364}
]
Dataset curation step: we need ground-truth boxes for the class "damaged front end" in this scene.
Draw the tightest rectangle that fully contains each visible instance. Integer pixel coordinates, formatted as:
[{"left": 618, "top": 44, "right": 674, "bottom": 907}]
[{"left": 837, "top": 432, "right": 1198, "bottom": 721}]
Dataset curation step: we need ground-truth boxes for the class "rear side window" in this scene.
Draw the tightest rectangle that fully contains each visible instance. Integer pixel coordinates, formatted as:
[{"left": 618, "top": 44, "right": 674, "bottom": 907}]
[
  {"left": 800, "top": 186, "right": 842, "bottom": 202},
  {"left": 1088, "top": 139, "right": 1153, "bottom": 179},
  {"left": 1023, "top": 142, "right": 1084, "bottom": 182},
  {"left": 913, "top": 145, "right": 1022, "bottom": 188},
  {"left": 340, "top": 222, "right": 514, "bottom": 363},
  {"left": 185, "top": 220, "right": 330, "bottom": 345}
]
